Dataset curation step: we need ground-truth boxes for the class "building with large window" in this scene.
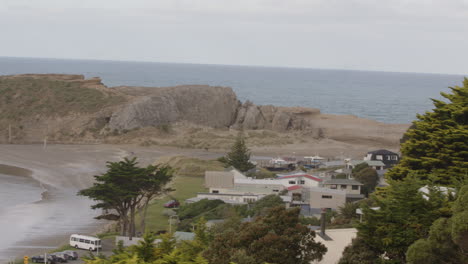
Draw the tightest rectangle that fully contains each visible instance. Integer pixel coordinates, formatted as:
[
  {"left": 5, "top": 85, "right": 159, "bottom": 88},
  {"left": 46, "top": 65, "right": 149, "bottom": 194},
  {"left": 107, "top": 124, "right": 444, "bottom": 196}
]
[{"left": 364, "top": 149, "right": 400, "bottom": 168}]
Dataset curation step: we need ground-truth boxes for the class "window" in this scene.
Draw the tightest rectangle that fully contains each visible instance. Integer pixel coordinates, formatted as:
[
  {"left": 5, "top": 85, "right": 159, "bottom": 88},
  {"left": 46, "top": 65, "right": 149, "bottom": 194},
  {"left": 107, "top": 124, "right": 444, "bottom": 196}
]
[
  {"left": 299, "top": 180, "right": 305, "bottom": 184},
  {"left": 392, "top": 155, "right": 398, "bottom": 160},
  {"left": 79, "top": 239, "right": 84, "bottom": 243},
  {"left": 85, "top": 240, "right": 90, "bottom": 244},
  {"left": 288, "top": 180, "right": 296, "bottom": 184},
  {"left": 340, "top": 185, "right": 347, "bottom": 189},
  {"left": 376, "top": 155, "right": 383, "bottom": 160},
  {"left": 212, "top": 190, "right": 219, "bottom": 194},
  {"left": 243, "top": 198, "right": 255, "bottom": 203},
  {"left": 322, "top": 195, "right": 332, "bottom": 199},
  {"left": 352, "top": 185, "right": 359, "bottom": 190},
  {"left": 330, "top": 184, "right": 337, "bottom": 189},
  {"left": 273, "top": 189, "right": 279, "bottom": 192},
  {"left": 387, "top": 156, "right": 391, "bottom": 160}
]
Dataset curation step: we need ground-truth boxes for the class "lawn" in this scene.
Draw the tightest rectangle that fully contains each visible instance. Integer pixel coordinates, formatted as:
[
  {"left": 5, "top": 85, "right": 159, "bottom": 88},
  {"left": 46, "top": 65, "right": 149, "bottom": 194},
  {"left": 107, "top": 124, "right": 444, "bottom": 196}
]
[
  {"left": 142, "top": 175, "right": 207, "bottom": 232},
  {"left": 137, "top": 156, "right": 223, "bottom": 232}
]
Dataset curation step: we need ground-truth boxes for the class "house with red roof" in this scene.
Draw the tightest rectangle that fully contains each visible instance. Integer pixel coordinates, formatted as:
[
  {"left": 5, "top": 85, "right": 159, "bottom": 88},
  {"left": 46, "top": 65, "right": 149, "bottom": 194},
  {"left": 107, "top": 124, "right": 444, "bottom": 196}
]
[{"left": 276, "top": 172, "right": 322, "bottom": 188}]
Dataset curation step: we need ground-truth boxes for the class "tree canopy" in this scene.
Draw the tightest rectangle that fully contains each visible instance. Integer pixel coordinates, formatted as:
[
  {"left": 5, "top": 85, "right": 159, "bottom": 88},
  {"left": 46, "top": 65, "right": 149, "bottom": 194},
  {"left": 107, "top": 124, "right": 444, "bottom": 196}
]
[
  {"left": 78, "top": 157, "right": 173, "bottom": 237},
  {"left": 387, "top": 79, "right": 468, "bottom": 186},
  {"left": 355, "top": 176, "right": 451, "bottom": 262},
  {"left": 352, "top": 165, "right": 379, "bottom": 196},
  {"left": 339, "top": 80, "right": 468, "bottom": 263},
  {"left": 204, "top": 206, "right": 327, "bottom": 264},
  {"left": 84, "top": 219, "right": 210, "bottom": 264},
  {"left": 222, "top": 132, "right": 255, "bottom": 172},
  {"left": 406, "top": 185, "right": 468, "bottom": 264}
]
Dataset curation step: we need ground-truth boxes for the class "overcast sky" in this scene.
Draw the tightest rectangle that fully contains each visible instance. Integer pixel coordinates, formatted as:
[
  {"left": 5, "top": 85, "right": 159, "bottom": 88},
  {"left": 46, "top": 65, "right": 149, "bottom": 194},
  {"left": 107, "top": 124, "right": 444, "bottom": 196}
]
[{"left": 1, "top": 0, "right": 467, "bottom": 74}]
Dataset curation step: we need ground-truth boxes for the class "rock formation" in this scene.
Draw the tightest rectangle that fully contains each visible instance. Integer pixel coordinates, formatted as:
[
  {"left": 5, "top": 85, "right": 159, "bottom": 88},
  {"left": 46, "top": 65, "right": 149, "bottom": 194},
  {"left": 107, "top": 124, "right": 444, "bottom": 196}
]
[
  {"left": 0, "top": 74, "right": 409, "bottom": 148},
  {"left": 109, "top": 85, "right": 240, "bottom": 131}
]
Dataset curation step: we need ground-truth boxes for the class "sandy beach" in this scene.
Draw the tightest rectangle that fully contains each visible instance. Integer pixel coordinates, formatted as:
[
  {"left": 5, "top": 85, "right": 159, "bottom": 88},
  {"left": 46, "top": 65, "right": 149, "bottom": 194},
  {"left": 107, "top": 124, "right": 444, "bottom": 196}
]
[{"left": 0, "top": 144, "right": 226, "bottom": 262}]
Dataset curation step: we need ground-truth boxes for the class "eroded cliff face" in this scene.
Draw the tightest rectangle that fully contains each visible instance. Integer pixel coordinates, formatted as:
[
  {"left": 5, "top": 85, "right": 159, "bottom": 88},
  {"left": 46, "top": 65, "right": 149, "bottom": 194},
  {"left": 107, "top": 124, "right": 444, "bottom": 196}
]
[
  {"left": 0, "top": 74, "right": 409, "bottom": 149},
  {"left": 109, "top": 85, "right": 240, "bottom": 131}
]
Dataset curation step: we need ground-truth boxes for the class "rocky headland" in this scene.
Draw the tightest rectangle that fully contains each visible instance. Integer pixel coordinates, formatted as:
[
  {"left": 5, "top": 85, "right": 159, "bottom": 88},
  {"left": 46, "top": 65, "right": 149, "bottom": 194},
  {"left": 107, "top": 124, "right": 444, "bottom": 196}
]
[{"left": 0, "top": 74, "right": 409, "bottom": 153}]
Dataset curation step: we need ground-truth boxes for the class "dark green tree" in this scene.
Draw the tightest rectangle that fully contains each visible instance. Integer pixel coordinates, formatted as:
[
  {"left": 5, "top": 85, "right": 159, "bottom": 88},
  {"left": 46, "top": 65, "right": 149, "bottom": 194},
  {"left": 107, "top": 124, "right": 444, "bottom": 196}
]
[
  {"left": 204, "top": 206, "right": 327, "bottom": 264},
  {"left": 352, "top": 162, "right": 369, "bottom": 174},
  {"left": 223, "top": 132, "right": 255, "bottom": 172},
  {"left": 247, "top": 194, "right": 284, "bottom": 216},
  {"left": 353, "top": 167, "right": 379, "bottom": 196},
  {"left": 406, "top": 185, "right": 468, "bottom": 264},
  {"left": 338, "top": 237, "right": 381, "bottom": 264},
  {"left": 338, "top": 202, "right": 359, "bottom": 220},
  {"left": 339, "top": 81, "right": 468, "bottom": 264},
  {"left": 387, "top": 79, "right": 468, "bottom": 186},
  {"left": 353, "top": 176, "right": 449, "bottom": 263},
  {"left": 78, "top": 157, "right": 173, "bottom": 237}
]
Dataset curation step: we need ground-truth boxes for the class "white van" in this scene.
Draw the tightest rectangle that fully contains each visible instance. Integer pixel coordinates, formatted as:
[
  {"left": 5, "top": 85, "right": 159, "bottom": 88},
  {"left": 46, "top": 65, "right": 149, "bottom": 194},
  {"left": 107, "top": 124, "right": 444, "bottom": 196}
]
[{"left": 69, "top": 234, "right": 102, "bottom": 251}]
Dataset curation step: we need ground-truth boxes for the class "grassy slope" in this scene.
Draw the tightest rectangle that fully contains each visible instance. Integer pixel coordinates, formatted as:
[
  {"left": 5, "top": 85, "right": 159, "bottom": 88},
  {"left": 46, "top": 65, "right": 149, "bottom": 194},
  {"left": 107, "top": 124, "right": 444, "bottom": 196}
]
[
  {"left": 139, "top": 156, "right": 224, "bottom": 232},
  {"left": 0, "top": 77, "right": 124, "bottom": 121}
]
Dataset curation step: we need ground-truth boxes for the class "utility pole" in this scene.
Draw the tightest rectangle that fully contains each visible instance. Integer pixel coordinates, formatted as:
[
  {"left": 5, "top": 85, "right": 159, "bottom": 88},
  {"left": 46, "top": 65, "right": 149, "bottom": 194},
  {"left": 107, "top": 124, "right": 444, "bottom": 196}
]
[{"left": 43, "top": 123, "right": 49, "bottom": 149}]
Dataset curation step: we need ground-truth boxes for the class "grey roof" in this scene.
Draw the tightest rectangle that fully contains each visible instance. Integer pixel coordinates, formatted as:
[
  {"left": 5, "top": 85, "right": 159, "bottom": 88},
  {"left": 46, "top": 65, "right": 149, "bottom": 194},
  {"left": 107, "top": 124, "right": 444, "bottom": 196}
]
[
  {"left": 323, "top": 179, "right": 363, "bottom": 185},
  {"left": 174, "top": 231, "right": 195, "bottom": 241},
  {"left": 323, "top": 161, "right": 346, "bottom": 167},
  {"left": 368, "top": 149, "right": 398, "bottom": 155}
]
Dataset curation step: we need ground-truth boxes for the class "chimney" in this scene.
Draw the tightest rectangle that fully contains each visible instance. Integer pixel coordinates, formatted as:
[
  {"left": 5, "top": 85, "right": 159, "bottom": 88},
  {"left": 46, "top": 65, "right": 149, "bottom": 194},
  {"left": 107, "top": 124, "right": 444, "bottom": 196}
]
[{"left": 320, "top": 208, "right": 326, "bottom": 236}]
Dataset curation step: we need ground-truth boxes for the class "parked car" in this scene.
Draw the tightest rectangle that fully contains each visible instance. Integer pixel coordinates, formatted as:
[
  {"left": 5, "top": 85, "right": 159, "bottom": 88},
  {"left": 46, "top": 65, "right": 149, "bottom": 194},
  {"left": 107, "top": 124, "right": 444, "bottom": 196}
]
[
  {"left": 62, "top": 250, "right": 79, "bottom": 260},
  {"left": 50, "top": 252, "right": 68, "bottom": 263},
  {"left": 31, "top": 255, "right": 57, "bottom": 264},
  {"left": 164, "top": 200, "right": 180, "bottom": 208}
]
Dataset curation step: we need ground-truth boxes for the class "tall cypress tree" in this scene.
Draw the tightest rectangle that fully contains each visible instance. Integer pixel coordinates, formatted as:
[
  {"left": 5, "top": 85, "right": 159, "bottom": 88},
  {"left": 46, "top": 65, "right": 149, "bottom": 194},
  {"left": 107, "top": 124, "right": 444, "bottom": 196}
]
[
  {"left": 387, "top": 79, "right": 468, "bottom": 186},
  {"left": 225, "top": 132, "right": 255, "bottom": 172}
]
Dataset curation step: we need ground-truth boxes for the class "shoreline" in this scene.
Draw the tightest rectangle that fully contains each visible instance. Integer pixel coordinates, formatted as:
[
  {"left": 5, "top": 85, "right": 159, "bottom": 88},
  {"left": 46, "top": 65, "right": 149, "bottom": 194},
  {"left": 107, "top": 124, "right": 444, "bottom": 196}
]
[
  {"left": 0, "top": 164, "right": 33, "bottom": 178},
  {"left": 0, "top": 149, "right": 113, "bottom": 262},
  {"left": 0, "top": 163, "right": 54, "bottom": 205}
]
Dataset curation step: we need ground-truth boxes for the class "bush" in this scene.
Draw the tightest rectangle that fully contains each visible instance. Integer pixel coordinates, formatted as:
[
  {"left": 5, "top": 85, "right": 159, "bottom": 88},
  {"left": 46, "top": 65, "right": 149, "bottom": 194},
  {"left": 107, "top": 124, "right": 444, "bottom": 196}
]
[
  {"left": 300, "top": 216, "right": 321, "bottom": 226},
  {"left": 335, "top": 173, "right": 348, "bottom": 179},
  {"left": 178, "top": 199, "right": 225, "bottom": 220}
]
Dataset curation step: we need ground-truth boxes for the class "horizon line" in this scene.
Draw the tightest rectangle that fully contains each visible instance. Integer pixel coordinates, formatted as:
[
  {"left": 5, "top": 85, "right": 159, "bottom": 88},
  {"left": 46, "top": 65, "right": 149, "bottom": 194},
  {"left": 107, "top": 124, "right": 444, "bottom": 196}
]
[{"left": 0, "top": 55, "right": 465, "bottom": 77}]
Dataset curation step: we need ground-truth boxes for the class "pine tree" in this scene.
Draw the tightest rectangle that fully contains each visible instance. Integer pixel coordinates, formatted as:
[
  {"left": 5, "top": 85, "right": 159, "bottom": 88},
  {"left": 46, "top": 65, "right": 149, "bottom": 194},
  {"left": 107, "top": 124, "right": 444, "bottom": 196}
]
[
  {"left": 340, "top": 80, "right": 468, "bottom": 263},
  {"left": 355, "top": 176, "right": 449, "bottom": 262},
  {"left": 224, "top": 132, "right": 255, "bottom": 172},
  {"left": 406, "top": 185, "right": 468, "bottom": 264},
  {"left": 387, "top": 79, "right": 468, "bottom": 186}
]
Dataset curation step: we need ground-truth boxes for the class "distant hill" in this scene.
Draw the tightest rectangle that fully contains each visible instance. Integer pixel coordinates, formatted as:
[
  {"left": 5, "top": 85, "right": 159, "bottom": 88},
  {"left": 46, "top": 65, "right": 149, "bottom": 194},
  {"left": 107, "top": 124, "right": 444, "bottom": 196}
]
[{"left": 0, "top": 74, "right": 409, "bottom": 151}]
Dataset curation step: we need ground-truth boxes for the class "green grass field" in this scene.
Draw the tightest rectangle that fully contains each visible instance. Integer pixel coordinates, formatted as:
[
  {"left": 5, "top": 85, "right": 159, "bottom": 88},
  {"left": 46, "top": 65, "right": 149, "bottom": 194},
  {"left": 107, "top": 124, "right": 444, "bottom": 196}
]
[
  {"left": 142, "top": 175, "right": 207, "bottom": 232},
  {"left": 138, "top": 156, "right": 223, "bottom": 232}
]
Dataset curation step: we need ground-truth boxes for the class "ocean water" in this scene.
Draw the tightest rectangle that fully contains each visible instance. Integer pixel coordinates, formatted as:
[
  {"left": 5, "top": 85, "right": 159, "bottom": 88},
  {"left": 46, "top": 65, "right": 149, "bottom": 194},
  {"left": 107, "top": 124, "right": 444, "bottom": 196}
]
[{"left": 0, "top": 57, "right": 465, "bottom": 124}]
